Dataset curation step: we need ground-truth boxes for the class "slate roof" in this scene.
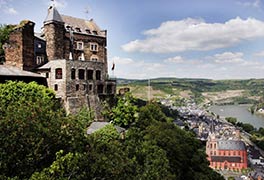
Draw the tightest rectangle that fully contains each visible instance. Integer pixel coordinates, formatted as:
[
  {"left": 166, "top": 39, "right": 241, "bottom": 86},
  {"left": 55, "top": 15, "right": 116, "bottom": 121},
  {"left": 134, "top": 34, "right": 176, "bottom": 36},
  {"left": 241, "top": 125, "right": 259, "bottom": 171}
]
[
  {"left": 86, "top": 122, "right": 126, "bottom": 135},
  {"left": 34, "top": 33, "right": 45, "bottom": 41},
  {"left": 44, "top": 5, "right": 63, "bottom": 24},
  {"left": 87, "top": 122, "right": 109, "bottom": 134},
  {"left": 211, "top": 156, "right": 241, "bottom": 163},
  {"left": 38, "top": 59, "right": 66, "bottom": 70},
  {"left": 217, "top": 140, "right": 246, "bottom": 151},
  {"left": 0, "top": 65, "right": 44, "bottom": 77},
  {"left": 61, "top": 15, "right": 106, "bottom": 37}
]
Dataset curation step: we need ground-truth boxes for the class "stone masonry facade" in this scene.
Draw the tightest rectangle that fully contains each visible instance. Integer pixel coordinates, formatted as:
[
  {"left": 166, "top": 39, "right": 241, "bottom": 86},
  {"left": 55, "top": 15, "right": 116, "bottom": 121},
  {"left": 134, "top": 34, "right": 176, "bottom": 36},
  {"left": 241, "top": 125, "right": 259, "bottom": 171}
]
[{"left": 4, "top": 5, "right": 116, "bottom": 119}]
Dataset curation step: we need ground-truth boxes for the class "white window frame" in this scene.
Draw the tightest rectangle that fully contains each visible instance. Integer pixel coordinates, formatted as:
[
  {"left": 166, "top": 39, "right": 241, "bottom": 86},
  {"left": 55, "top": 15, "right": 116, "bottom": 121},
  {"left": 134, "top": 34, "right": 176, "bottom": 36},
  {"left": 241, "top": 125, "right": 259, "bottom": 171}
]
[
  {"left": 36, "top": 56, "right": 44, "bottom": 65},
  {"left": 76, "top": 41, "right": 84, "bottom": 50},
  {"left": 90, "top": 43, "right": 98, "bottom": 52}
]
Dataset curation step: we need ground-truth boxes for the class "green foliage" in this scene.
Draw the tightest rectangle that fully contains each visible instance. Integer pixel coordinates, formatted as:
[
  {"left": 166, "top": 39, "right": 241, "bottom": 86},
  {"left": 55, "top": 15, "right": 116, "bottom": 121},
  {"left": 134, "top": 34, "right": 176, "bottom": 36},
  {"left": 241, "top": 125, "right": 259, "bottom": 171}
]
[
  {"left": 225, "top": 117, "right": 237, "bottom": 125},
  {"left": 237, "top": 122, "right": 255, "bottom": 133},
  {"left": 0, "top": 81, "right": 92, "bottom": 179},
  {"left": 0, "top": 24, "right": 15, "bottom": 63},
  {"left": 127, "top": 102, "right": 224, "bottom": 180},
  {"left": 109, "top": 93, "right": 139, "bottom": 127},
  {"left": 91, "top": 124, "right": 120, "bottom": 143},
  {"left": 31, "top": 140, "right": 134, "bottom": 180},
  {"left": 0, "top": 83, "right": 223, "bottom": 179},
  {"left": 250, "top": 127, "right": 264, "bottom": 150}
]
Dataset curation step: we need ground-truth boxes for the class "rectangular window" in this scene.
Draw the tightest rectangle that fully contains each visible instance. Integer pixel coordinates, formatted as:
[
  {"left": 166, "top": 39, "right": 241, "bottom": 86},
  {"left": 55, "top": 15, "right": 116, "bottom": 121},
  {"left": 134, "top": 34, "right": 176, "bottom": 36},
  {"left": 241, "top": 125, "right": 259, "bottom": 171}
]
[
  {"left": 96, "top": 70, "right": 101, "bottom": 80},
  {"left": 36, "top": 56, "right": 44, "bottom": 65},
  {"left": 97, "top": 84, "right": 104, "bottom": 94},
  {"left": 78, "top": 69, "right": 85, "bottom": 80},
  {"left": 90, "top": 43, "right": 98, "bottom": 52},
  {"left": 89, "top": 84, "right": 92, "bottom": 91},
  {"left": 87, "top": 70, "right": 93, "bottom": 80},
  {"left": 55, "top": 68, "right": 62, "bottom": 79},
  {"left": 107, "top": 85, "right": 112, "bottom": 94},
  {"left": 54, "top": 84, "right": 58, "bottom": 91},
  {"left": 46, "top": 72, "right": 49, "bottom": 78},
  {"left": 71, "top": 69, "right": 76, "bottom": 79},
  {"left": 76, "top": 84, "right": 79, "bottom": 91},
  {"left": 76, "top": 41, "right": 84, "bottom": 50}
]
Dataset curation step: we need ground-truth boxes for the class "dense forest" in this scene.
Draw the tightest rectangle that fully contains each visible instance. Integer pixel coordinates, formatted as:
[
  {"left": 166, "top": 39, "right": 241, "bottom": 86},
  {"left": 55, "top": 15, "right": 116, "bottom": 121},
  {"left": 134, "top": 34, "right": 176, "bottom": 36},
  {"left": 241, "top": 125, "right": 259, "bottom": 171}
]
[{"left": 0, "top": 81, "right": 224, "bottom": 180}]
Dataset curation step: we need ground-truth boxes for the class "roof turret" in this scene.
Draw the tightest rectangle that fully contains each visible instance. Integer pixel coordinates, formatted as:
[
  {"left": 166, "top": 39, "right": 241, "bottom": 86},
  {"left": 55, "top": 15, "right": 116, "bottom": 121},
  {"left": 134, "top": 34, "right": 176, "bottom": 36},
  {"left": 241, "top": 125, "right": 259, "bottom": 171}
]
[{"left": 44, "top": 5, "right": 63, "bottom": 25}]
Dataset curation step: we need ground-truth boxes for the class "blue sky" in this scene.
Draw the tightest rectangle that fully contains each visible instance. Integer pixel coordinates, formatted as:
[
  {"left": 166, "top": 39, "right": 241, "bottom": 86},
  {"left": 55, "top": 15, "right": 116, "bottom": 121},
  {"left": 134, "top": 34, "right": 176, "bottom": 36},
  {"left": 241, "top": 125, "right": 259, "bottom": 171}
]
[{"left": 1, "top": 0, "right": 264, "bottom": 79}]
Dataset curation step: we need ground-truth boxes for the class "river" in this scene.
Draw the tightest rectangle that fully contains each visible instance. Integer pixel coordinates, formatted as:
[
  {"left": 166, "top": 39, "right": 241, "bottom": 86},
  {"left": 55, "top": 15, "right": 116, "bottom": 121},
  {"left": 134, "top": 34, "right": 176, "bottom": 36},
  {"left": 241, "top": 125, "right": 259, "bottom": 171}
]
[{"left": 209, "top": 104, "right": 264, "bottom": 129}]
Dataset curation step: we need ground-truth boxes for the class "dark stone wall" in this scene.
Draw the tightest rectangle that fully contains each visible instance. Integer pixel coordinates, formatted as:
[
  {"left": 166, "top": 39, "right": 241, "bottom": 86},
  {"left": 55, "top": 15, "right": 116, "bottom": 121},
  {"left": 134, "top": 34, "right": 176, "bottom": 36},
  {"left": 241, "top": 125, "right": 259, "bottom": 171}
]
[
  {"left": 44, "top": 22, "right": 65, "bottom": 60},
  {"left": 22, "top": 21, "right": 35, "bottom": 71},
  {"left": 64, "top": 32, "right": 107, "bottom": 62},
  {"left": 4, "top": 21, "right": 35, "bottom": 70}
]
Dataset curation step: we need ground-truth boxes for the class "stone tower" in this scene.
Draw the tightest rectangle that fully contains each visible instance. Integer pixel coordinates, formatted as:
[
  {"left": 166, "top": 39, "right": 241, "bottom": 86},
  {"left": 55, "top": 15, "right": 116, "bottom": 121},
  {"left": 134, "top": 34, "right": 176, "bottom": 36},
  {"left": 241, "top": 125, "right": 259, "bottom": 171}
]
[
  {"left": 43, "top": 6, "right": 65, "bottom": 60},
  {"left": 4, "top": 20, "right": 35, "bottom": 71},
  {"left": 37, "top": 5, "right": 116, "bottom": 119}
]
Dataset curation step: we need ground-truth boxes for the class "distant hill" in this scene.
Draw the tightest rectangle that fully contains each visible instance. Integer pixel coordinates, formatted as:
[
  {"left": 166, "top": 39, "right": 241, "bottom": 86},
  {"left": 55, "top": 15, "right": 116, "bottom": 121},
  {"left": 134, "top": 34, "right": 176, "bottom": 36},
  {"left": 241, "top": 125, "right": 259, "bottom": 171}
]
[{"left": 117, "top": 78, "right": 264, "bottom": 104}]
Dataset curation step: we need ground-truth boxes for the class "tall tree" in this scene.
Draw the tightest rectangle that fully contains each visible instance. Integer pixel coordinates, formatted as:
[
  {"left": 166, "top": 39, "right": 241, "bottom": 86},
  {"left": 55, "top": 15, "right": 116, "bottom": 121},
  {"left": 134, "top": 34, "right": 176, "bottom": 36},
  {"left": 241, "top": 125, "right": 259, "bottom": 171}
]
[
  {"left": 0, "top": 81, "right": 92, "bottom": 179},
  {"left": 0, "top": 24, "right": 14, "bottom": 63}
]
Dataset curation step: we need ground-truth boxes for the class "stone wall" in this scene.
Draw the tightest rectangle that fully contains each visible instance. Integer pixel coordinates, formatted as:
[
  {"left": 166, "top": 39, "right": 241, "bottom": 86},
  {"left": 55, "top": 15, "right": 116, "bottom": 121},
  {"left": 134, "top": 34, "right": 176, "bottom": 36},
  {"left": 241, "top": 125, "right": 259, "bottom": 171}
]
[
  {"left": 4, "top": 21, "right": 35, "bottom": 70},
  {"left": 64, "top": 32, "right": 107, "bottom": 63},
  {"left": 44, "top": 22, "right": 65, "bottom": 60},
  {"left": 22, "top": 21, "right": 35, "bottom": 71},
  {"left": 46, "top": 60, "right": 67, "bottom": 100}
]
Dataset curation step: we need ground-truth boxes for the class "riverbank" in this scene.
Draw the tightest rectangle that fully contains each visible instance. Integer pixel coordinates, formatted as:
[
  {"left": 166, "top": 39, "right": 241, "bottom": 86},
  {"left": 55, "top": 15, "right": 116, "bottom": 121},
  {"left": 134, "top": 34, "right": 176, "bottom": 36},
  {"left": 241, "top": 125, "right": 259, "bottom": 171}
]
[{"left": 209, "top": 104, "right": 264, "bottom": 130}]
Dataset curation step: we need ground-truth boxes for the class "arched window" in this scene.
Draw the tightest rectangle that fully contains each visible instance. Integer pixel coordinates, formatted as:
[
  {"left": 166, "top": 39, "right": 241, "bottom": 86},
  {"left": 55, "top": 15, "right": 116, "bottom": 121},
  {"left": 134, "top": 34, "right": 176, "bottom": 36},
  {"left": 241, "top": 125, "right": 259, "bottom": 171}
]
[
  {"left": 55, "top": 68, "right": 62, "bottom": 79},
  {"left": 78, "top": 69, "right": 85, "bottom": 80},
  {"left": 96, "top": 70, "right": 101, "bottom": 80},
  {"left": 71, "top": 68, "right": 76, "bottom": 79}
]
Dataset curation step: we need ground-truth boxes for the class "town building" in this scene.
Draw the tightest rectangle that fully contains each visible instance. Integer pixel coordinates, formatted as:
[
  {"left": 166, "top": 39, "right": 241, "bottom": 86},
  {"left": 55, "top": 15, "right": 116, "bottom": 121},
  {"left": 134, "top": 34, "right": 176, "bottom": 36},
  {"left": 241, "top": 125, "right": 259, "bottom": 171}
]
[
  {"left": 206, "top": 133, "right": 248, "bottom": 171},
  {"left": 3, "top": 5, "right": 116, "bottom": 118}
]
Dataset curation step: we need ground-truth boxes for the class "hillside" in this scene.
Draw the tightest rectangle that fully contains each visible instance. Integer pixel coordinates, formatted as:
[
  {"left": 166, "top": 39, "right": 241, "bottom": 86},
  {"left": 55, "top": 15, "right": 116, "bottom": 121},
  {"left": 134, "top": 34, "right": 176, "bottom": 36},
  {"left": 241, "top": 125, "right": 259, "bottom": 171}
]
[{"left": 117, "top": 78, "right": 264, "bottom": 104}]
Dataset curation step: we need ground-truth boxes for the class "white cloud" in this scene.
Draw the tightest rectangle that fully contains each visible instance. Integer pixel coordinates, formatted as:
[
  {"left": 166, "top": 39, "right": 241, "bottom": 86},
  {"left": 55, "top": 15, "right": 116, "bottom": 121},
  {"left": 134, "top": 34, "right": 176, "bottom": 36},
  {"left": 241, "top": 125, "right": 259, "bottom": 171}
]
[
  {"left": 110, "top": 56, "right": 134, "bottom": 65},
  {"left": 5, "top": 7, "right": 17, "bottom": 14},
  {"left": 254, "top": 50, "right": 264, "bottom": 57},
  {"left": 122, "top": 17, "right": 264, "bottom": 53},
  {"left": 237, "top": 0, "right": 261, "bottom": 8},
  {"left": 210, "top": 52, "right": 245, "bottom": 64},
  {"left": 108, "top": 53, "right": 264, "bottom": 80},
  {"left": 164, "top": 56, "right": 184, "bottom": 63},
  {"left": 0, "top": 0, "right": 17, "bottom": 15}
]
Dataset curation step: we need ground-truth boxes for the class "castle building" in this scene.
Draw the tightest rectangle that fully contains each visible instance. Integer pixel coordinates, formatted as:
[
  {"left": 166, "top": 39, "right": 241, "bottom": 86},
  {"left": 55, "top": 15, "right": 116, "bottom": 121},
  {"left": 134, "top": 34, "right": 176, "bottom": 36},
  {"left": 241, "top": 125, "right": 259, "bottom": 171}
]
[
  {"left": 206, "top": 134, "right": 248, "bottom": 171},
  {"left": 3, "top": 5, "right": 116, "bottom": 118}
]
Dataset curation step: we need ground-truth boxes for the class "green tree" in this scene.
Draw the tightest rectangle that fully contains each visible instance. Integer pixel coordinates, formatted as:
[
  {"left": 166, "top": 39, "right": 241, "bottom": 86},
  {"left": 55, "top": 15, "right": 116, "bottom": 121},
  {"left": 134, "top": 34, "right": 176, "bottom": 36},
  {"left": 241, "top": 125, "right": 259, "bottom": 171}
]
[
  {"left": 0, "top": 24, "right": 15, "bottom": 63},
  {"left": 128, "top": 103, "right": 224, "bottom": 180},
  {"left": 31, "top": 138, "right": 134, "bottom": 180},
  {"left": 225, "top": 117, "right": 237, "bottom": 125},
  {"left": 0, "top": 81, "right": 92, "bottom": 179},
  {"left": 109, "top": 93, "right": 139, "bottom": 128}
]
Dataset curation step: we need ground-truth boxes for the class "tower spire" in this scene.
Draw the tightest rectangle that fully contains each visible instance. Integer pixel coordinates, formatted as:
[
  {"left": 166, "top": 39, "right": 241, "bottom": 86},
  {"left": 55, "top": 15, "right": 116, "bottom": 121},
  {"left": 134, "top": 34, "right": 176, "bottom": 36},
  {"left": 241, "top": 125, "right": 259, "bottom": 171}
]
[{"left": 44, "top": 3, "right": 63, "bottom": 24}]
